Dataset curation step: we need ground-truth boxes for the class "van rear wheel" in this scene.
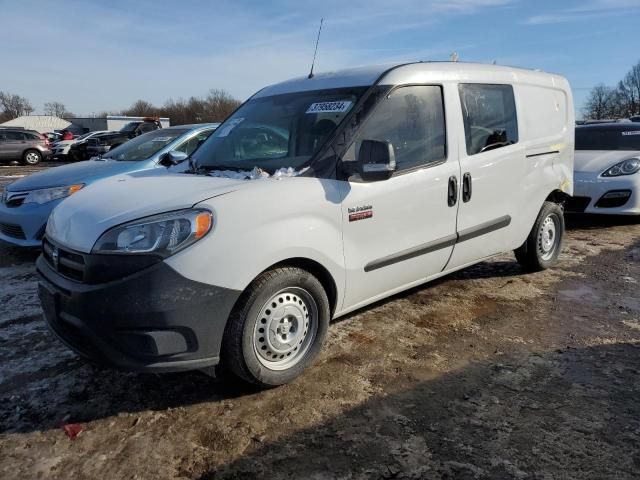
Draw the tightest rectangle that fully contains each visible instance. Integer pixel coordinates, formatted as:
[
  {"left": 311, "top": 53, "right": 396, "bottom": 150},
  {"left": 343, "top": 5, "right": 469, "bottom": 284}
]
[
  {"left": 222, "top": 267, "right": 330, "bottom": 388},
  {"left": 515, "top": 201, "right": 564, "bottom": 272}
]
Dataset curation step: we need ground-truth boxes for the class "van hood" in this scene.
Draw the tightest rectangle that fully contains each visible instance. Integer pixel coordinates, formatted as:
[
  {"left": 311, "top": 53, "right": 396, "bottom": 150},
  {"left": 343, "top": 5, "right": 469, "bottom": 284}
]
[
  {"left": 574, "top": 150, "right": 640, "bottom": 174},
  {"left": 47, "top": 172, "right": 247, "bottom": 253},
  {"left": 7, "top": 159, "right": 153, "bottom": 192}
]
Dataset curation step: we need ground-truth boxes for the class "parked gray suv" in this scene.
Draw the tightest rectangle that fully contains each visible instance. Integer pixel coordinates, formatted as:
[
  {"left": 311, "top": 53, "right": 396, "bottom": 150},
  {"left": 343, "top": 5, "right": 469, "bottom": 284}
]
[{"left": 0, "top": 129, "right": 52, "bottom": 165}]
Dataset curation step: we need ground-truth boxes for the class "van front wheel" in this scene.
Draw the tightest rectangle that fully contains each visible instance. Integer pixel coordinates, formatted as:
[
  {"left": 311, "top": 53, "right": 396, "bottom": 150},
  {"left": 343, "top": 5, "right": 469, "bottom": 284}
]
[
  {"left": 515, "top": 201, "right": 564, "bottom": 272},
  {"left": 222, "top": 267, "right": 330, "bottom": 388}
]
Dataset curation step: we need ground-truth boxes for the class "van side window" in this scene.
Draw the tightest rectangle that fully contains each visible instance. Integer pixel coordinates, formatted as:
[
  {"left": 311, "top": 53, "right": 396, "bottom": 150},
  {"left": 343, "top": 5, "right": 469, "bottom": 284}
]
[
  {"left": 343, "top": 85, "right": 446, "bottom": 172},
  {"left": 459, "top": 84, "right": 518, "bottom": 156}
]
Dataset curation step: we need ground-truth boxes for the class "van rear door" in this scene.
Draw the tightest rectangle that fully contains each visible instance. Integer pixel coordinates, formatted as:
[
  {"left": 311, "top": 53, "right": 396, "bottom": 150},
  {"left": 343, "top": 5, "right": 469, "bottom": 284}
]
[
  {"left": 446, "top": 83, "right": 524, "bottom": 268},
  {"left": 339, "top": 85, "right": 460, "bottom": 311}
]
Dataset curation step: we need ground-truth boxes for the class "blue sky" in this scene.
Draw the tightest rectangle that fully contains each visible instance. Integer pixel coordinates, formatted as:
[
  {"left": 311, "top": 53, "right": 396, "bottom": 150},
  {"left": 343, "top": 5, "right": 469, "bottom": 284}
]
[{"left": 1, "top": 0, "right": 639, "bottom": 117}]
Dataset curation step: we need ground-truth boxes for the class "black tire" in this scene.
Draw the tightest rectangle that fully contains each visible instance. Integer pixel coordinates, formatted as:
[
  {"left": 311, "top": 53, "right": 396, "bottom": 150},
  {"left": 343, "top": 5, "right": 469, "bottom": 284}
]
[
  {"left": 222, "top": 267, "right": 330, "bottom": 388},
  {"left": 22, "top": 149, "right": 42, "bottom": 165},
  {"left": 515, "top": 201, "right": 564, "bottom": 272}
]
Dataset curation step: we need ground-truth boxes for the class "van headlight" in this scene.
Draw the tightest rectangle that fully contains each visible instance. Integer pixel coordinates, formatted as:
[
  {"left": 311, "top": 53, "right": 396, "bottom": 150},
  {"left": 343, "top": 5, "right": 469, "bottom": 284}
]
[
  {"left": 602, "top": 158, "right": 640, "bottom": 177},
  {"left": 92, "top": 209, "right": 212, "bottom": 257},
  {"left": 24, "top": 184, "right": 84, "bottom": 204}
]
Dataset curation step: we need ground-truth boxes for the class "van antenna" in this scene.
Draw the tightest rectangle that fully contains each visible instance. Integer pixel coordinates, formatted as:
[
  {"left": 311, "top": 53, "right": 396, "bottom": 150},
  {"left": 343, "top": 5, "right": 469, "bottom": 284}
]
[{"left": 308, "top": 18, "right": 324, "bottom": 79}]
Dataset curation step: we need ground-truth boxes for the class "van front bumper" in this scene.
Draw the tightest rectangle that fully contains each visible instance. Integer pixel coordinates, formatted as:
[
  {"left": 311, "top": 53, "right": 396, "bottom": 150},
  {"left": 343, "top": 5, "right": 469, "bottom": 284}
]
[{"left": 36, "top": 253, "right": 241, "bottom": 373}]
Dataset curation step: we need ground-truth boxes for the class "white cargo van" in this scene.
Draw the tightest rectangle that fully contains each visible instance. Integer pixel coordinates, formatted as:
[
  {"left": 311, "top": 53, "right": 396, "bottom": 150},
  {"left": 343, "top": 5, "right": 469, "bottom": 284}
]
[{"left": 38, "top": 62, "right": 574, "bottom": 387}]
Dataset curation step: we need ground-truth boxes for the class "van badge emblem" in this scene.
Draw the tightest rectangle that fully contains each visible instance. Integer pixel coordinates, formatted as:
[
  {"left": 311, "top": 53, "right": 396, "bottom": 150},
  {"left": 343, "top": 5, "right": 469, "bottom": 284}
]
[
  {"left": 348, "top": 205, "right": 373, "bottom": 222},
  {"left": 51, "top": 247, "right": 59, "bottom": 269}
]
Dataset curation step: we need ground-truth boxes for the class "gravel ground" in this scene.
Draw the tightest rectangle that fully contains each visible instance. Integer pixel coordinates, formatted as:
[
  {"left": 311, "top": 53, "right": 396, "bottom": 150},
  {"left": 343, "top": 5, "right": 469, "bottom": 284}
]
[{"left": 0, "top": 162, "right": 639, "bottom": 479}]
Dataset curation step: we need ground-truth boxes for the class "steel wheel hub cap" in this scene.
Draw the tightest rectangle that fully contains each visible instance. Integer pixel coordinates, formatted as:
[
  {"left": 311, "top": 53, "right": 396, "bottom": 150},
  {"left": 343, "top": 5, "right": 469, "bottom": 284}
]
[
  {"left": 253, "top": 288, "right": 317, "bottom": 370},
  {"left": 538, "top": 216, "right": 557, "bottom": 259}
]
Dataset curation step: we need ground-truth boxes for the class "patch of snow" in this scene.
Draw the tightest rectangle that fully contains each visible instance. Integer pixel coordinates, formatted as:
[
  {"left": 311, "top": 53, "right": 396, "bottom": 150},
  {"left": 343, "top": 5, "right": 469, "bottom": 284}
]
[{"left": 206, "top": 166, "right": 308, "bottom": 180}]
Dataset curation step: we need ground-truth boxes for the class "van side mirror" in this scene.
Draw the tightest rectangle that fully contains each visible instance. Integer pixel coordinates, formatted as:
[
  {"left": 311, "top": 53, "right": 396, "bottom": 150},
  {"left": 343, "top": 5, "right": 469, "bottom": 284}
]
[
  {"left": 358, "top": 139, "right": 396, "bottom": 181},
  {"left": 159, "top": 150, "right": 188, "bottom": 167}
]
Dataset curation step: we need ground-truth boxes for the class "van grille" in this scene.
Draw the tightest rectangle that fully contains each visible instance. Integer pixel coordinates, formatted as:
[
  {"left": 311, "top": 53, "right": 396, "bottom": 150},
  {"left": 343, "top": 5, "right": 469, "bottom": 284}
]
[
  {"left": 43, "top": 237, "right": 86, "bottom": 282},
  {"left": 0, "top": 222, "right": 26, "bottom": 239}
]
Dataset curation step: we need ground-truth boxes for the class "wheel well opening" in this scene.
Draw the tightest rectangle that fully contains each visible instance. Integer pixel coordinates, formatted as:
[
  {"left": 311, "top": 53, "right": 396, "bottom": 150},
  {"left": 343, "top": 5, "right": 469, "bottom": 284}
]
[
  {"left": 268, "top": 258, "right": 338, "bottom": 317},
  {"left": 546, "top": 189, "right": 571, "bottom": 206}
]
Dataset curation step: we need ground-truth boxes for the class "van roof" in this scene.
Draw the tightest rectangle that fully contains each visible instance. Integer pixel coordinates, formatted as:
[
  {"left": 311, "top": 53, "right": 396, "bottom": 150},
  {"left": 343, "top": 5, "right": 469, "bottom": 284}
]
[{"left": 254, "top": 61, "right": 568, "bottom": 98}]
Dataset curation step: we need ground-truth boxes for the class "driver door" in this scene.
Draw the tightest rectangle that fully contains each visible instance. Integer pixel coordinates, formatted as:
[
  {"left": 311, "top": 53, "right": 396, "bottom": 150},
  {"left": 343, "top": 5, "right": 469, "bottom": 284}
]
[{"left": 339, "top": 85, "right": 460, "bottom": 311}]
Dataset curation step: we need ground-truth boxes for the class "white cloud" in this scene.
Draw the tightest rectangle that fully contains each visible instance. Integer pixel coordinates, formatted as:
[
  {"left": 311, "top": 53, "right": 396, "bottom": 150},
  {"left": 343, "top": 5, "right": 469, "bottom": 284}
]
[{"left": 524, "top": 0, "right": 640, "bottom": 25}]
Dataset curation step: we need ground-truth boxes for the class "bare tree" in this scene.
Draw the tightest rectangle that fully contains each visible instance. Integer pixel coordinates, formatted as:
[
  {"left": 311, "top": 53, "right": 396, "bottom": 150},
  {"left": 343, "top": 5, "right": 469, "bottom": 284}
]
[
  {"left": 583, "top": 60, "right": 640, "bottom": 120},
  {"left": 621, "top": 63, "right": 640, "bottom": 116},
  {"left": 44, "top": 101, "right": 68, "bottom": 118},
  {"left": 0, "top": 91, "right": 34, "bottom": 121},
  {"left": 203, "top": 89, "right": 241, "bottom": 122},
  {"left": 583, "top": 84, "right": 616, "bottom": 120},
  {"left": 118, "top": 90, "right": 241, "bottom": 125},
  {"left": 121, "top": 100, "right": 158, "bottom": 117}
]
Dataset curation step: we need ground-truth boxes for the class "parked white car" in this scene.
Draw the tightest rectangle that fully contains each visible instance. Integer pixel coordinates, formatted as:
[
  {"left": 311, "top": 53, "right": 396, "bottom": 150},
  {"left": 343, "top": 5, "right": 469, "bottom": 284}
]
[
  {"left": 50, "top": 130, "right": 111, "bottom": 158},
  {"left": 568, "top": 124, "right": 640, "bottom": 214},
  {"left": 38, "top": 62, "right": 574, "bottom": 387}
]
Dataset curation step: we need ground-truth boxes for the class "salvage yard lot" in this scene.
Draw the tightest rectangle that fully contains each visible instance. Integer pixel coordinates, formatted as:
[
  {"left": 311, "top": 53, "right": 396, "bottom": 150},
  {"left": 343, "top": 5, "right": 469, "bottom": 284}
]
[{"left": 1, "top": 162, "right": 640, "bottom": 479}]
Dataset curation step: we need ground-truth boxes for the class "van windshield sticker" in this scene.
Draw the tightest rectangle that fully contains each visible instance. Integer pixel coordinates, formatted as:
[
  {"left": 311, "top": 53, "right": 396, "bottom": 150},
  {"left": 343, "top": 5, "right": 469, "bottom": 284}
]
[
  {"left": 306, "top": 101, "right": 353, "bottom": 114},
  {"left": 217, "top": 118, "right": 245, "bottom": 137},
  {"left": 621, "top": 131, "right": 640, "bottom": 136}
]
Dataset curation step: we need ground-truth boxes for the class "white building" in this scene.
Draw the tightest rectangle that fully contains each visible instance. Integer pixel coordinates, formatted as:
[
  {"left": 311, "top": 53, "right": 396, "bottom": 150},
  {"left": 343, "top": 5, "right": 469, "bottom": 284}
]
[
  {"left": 0, "top": 115, "right": 171, "bottom": 134},
  {"left": 0, "top": 115, "right": 71, "bottom": 133}
]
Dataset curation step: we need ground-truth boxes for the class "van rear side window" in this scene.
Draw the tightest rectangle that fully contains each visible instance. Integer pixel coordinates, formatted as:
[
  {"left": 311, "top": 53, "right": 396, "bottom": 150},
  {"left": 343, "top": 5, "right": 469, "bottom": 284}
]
[{"left": 459, "top": 84, "right": 518, "bottom": 156}]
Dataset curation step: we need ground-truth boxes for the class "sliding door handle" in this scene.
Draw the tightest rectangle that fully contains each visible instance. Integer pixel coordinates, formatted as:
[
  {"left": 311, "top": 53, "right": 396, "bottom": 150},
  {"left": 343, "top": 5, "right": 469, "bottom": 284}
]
[
  {"left": 448, "top": 176, "right": 458, "bottom": 207},
  {"left": 462, "top": 173, "right": 472, "bottom": 203}
]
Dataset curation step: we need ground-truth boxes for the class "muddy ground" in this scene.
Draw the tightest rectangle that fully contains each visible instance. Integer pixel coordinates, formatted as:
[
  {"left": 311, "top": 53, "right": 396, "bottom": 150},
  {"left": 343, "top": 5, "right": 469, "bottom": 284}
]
[{"left": 1, "top": 161, "right": 639, "bottom": 479}]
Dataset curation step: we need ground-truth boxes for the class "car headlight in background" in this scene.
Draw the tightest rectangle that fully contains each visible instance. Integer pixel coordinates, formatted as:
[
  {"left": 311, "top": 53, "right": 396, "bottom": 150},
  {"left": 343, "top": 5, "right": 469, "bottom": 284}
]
[
  {"left": 92, "top": 209, "right": 212, "bottom": 257},
  {"left": 602, "top": 158, "right": 640, "bottom": 177},
  {"left": 24, "top": 184, "right": 84, "bottom": 204}
]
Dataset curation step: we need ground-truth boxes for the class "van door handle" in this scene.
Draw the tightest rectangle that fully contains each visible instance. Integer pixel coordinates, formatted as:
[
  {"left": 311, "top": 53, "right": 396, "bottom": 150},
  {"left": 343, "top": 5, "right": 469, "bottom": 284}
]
[
  {"left": 462, "top": 173, "right": 472, "bottom": 203},
  {"left": 447, "top": 176, "right": 457, "bottom": 207}
]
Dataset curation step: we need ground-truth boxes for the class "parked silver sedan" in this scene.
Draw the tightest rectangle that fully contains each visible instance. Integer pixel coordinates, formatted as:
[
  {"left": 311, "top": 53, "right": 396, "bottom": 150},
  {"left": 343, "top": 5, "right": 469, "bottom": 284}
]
[{"left": 568, "top": 124, "right": 640, "bottom": 215}]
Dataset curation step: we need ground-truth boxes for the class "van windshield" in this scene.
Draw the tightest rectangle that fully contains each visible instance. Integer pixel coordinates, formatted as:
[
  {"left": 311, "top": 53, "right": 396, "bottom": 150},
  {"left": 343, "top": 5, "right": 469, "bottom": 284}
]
[
  {"left": 192, "top": 87, "right": 367, "bottom": 172},
  {"left": 103, "top": 129, "right": 187, "bottom": 161}
]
